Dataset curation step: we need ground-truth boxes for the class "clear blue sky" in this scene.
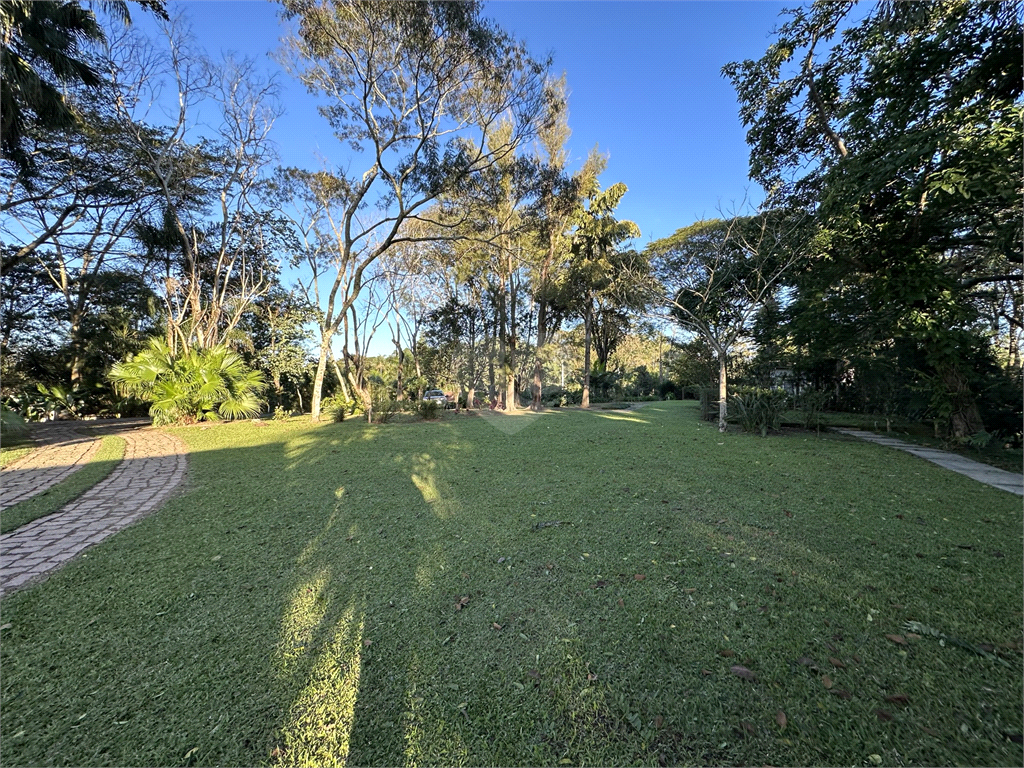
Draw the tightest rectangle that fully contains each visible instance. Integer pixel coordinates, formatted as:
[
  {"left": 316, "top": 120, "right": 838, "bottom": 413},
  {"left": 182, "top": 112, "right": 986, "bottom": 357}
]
[{"left": 141, "top": 0, "right": 790, "bottom": 245}]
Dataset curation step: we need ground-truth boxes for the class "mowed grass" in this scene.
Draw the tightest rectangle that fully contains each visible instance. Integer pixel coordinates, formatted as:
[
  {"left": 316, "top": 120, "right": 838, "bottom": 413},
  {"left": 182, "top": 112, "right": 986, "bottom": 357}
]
[
  {"left": 1, "top": 435, "right": 126, "bottom": 534},
  {"left": 0, "top": 402, "right": 1020, "bottom": 767}
]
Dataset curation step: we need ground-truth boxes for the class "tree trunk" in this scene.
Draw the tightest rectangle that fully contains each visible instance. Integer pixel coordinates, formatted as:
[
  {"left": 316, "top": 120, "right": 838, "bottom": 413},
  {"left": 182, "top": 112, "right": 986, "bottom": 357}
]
[
  {"left": 940, "top": 365, "right": 985, "bottom": 438},
  {"left": 582, "top": 296, "right": 593, "bottom": 409},
  {"left": 310, "top": 336, "right": 331, "bottom": 422},
  {"left": 531, "top": 298, "right": 547, "bottom": 410},
  {"left": 718, "top": 350, "right": 728, "bottom": 433}
]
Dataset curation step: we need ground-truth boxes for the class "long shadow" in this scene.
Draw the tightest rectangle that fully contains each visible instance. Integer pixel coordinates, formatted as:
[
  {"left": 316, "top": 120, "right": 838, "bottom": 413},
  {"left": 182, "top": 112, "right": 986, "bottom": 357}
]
[{"left": 0, "top": 407, "right": 1020, "bottom": 767}]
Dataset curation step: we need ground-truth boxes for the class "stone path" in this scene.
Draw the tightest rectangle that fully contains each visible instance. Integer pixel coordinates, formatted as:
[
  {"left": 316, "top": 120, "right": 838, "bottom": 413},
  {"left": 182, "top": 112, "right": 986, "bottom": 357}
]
[
  {"left": 0, "top": 424, "right": 187, "bottom": 595},
  {"left": 1, "top": 423, "right": 102, "bottom": 510},
  {"left": 835, "top": 428, "right": 1024, "bottom": 496}
]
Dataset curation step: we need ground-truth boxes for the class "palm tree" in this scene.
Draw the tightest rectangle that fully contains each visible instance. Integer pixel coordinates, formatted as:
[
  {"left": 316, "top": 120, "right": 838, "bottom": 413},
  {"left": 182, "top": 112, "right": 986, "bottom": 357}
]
[
  {"left": 109, "top": 338, "right": 266, "bottom": 425},
  {"left": 568, "top": 182, "right": 641, "bottom": 408},
  {"left": 0, "top": 0, "right": 165, "bottom": 175}
]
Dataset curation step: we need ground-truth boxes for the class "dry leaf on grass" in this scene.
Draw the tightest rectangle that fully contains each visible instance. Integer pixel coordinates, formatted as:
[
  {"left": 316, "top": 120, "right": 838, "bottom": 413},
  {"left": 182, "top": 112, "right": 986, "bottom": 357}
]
[{"left": 731, "top": 665, "right": 756, "bottom": 681}]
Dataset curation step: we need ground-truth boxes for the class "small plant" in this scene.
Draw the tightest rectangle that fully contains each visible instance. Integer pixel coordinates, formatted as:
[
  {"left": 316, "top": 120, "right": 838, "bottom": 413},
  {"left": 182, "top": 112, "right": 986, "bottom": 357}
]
[
  {"left": 273, "top": 406, "right": 291, "bottom": 421},
  {"left": 418, "top": 400, "right": 442, "bottom": 420},
  {"left": 730, "top": 386, "right": 789, "bottom": 436},
  {"left": 795, "top": 388, "right": 830, "bottom": 431}
]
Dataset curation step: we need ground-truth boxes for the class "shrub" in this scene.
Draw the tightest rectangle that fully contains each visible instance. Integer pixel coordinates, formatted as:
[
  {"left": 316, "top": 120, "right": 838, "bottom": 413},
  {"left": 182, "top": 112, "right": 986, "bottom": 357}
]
[
  {"left": 794, "top": 388, "right": 831, "bottom": 431},
  {"left": 109, "top": 338, "right": 266, "bottom": 425},
  {"left": 418, "top": 400, "right": 442, "bottom": 420},
  {"left": 273, "top": 405, "right": 291, "bottom": 421},
  {"left": 730, "top": 386, "right": 789, "bottom": 436}
]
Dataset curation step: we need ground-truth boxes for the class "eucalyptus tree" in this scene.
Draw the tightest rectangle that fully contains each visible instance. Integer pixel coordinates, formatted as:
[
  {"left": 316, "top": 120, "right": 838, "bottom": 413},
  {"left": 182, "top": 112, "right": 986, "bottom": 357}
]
[
  {"left": 278, "top": 0, "right": 549, "bottom": 421},
  {"left": 724, "top": 0, "right": 1021, "bottom": 436}
]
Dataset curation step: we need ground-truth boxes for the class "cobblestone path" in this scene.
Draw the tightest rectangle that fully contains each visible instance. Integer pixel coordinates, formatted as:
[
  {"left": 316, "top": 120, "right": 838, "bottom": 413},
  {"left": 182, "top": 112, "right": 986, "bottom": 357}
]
[
  {"left": 1, "top": 425, "right": 187, "bottom": 595},
  {"left": 1, "top": 423, "right": 102, "bottom": 510}
]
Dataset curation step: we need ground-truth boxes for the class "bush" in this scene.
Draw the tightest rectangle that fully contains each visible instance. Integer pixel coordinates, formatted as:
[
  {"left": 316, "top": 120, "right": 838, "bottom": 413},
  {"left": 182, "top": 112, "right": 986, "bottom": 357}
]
[
  {"left": 794, "top": 388, "right": 831, "bottom": 431},
  {"left": 370, "top": 393, "right": 400, "bottom": 424},
  {"left": 730, "top": 386, "right": 790, "bottom": 436},
  {"left": 418, "top": 400, "right": 442, "bottom": 420},
  {"left": 273, "top": 405, "right": 291, "bottom": 421},
  {"left": 109, "top": 339, "right": 266, "bottom": 425}
]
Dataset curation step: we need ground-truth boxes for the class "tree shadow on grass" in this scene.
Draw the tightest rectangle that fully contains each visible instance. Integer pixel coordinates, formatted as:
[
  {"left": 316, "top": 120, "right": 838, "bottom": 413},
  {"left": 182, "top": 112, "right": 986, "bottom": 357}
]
[{"left": 0, "top": 409, "right": 1020, "bottom": 766}]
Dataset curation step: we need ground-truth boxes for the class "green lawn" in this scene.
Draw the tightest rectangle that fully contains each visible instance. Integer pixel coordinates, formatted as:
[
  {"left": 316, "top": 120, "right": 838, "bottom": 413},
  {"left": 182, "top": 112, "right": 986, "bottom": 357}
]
[{"left": 0, "top": 402, "right": 1020, "bottom": 767}]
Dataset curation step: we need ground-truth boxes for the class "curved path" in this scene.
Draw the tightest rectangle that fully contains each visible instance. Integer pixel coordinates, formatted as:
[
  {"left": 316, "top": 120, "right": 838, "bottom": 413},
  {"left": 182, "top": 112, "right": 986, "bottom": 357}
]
[
  {"left": 0, "top": 424, "right": 187, "bottom": 596},
  {"left": 1, "top": 423, "right": 102, "bottom": 510}
]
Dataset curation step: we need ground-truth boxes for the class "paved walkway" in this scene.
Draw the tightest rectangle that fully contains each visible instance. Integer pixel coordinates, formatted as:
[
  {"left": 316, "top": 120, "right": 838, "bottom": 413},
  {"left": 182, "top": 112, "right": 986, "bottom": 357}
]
[
  {"left": 1, "top": 423, "right": 102, "bottom": 510},
  {"left": 0, "top": 422, "right": 187, "bottom": 595},
  {"left": 835, "top": 429, "right": 1024, "bottom": 496}
]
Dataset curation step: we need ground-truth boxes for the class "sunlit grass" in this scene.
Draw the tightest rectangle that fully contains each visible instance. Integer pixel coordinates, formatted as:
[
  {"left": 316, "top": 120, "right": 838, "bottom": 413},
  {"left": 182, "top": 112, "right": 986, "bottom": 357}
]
[{"left": 0, "top": 404, "right": 1019, "bottom": 767}]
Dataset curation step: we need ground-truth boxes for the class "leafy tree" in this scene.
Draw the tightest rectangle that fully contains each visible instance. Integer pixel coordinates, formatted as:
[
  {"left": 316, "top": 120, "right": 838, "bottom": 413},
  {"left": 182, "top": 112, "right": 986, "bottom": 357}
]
[
  {"left": 277, "top": 0, "right": 549, "bottom": 421},
  {"left": 0, "top": 0, "right": 166, "bottom": 175},
  {"left": 724, "top": 0, "right": 1022, "bottom": 436},
  {"left": 646, "top": 213, "right": 806, "bottom": 431},
  {"left": 566, "top": 181, "right": 641, "bottom": 408},
  {"left": 109, "top": 337, "right": 265, "bottom": 424}
]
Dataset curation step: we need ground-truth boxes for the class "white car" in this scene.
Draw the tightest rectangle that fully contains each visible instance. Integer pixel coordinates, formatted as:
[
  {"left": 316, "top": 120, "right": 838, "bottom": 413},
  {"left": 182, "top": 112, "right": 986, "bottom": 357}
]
[{"left": 422, "top": 389, "right": 453, "bottom": 408}]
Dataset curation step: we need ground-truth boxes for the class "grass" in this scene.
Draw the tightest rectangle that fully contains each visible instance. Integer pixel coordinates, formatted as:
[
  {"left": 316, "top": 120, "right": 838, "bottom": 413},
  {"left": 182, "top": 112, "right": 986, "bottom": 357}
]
[
  {"left": 866, "top": 424, "right": 1023, "bottom": 475},
  {"left": 0, "top": 435, "right": 126, "bottom": 534},
  {"left": 0, "top": 403, "right": 1020, "bottom": 767},
  {"left": 1, "top": 444, "right": 34, "bottom": 468}
]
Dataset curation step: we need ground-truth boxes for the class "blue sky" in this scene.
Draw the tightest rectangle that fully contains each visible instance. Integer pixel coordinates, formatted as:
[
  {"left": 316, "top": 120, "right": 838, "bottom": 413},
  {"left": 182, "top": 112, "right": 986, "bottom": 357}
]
[{"left": 141, "top": 0, "right": 790, "bottom": 246}]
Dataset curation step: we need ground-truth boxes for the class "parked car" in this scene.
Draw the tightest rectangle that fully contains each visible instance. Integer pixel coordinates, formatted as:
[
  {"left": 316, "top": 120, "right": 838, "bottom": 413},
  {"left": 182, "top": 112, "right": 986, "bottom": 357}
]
[{"left": 422, "top": 389, "right": 454, "bottom": 408}]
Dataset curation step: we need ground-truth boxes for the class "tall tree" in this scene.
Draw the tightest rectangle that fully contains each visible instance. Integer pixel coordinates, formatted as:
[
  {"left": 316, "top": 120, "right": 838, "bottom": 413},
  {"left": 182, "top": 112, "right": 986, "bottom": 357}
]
[
  {"left": 0, "top": 0, "right": 166, "bottom": 175},
  {"left": 646, "top": 212, "right": 806, "bottom": 431},
  {"left": 278, "top": 0, "right": 549, "bottom": 421},
  {"left": 567, "top": 180, "right": 640, "bottom": 408},
  {"left": 724, "top": 0, "right": 1022, "bottom": 436}
]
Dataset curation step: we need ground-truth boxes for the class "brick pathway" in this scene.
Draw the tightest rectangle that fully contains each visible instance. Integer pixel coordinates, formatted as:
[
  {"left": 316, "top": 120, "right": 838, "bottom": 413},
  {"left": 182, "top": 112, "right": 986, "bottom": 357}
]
[
  {"left": 1, "top": 423, "right": 102, "bottom": 510},
  {"left": 0, "top": 425, "right": 187, "bottom": 595}
]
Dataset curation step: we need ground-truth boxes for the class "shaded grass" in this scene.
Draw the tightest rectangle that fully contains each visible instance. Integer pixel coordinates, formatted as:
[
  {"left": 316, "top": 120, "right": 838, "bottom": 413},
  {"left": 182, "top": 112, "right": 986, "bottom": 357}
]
[
  {"left": 0, "top": 403, "right": 1020, "bottom": 767},
  {"left": 0, "top": 435, "right": 126, "bottom": 534}
]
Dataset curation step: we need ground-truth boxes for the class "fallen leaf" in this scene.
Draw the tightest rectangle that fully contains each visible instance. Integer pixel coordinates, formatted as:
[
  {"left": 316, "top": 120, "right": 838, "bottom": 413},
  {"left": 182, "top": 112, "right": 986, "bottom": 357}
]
[
  {"left": 617, "top": 598, "right": 624, "bottom": 608},
  {"left": 831, "top": 689, "right": 852, "bottom": 700},
  {"left": 822, "top": 674, "right": 833, "bottom": 689},
  {"left": 700, "top": 668, "right": 713, "bottom": 676},
  {"left": 730, "top": 665, "right": 756, "bottom": 681},
  {"left": 776, "top": 710, "right": 787, "bottom": 730},
  {"left": 718, "top": 649, "right": 736, "bottom": 658},
  {"left": 270, "top": 747, "right": 282, "bottom": 759},
  {"left": 497, "top": 557, "right": 506, "bottom": 563},
  {"left": 461, "top": 571, "right": 469, "bottom": 579},
  {"left": 829, "top": 657, "right": 846, "bottom": 668},
  {"left": 491, "top": 623, "right": 502, "bottom": 630},
  {"left": 591, "top": 580, "right": 609, "bottom": 588},
  {"left": 852, "top": 654, "right": 861, "bottom": 664},
  {"left": 885, "top": 694, "right": 910, "bottom": 705},
  {"left": 683, "top": 588, "right": 697, "bottom": 594},
  {"left": 784, "top": 510, "right": 792, "bottom": 518},
  {"left": 634, "top": 574, "right": 647, "bottom": 581},
  {"left": 875, "top": 709, "right": 893, "bottom": 722},
  {"left": 526, "top": 669, "right": 540, "bottom": 680},
  {"left": 587, "top": 673, "right": 598, "bottom": 681},
  {"left": 654, "top": 715, "right": 664, "bottom": 728},
  {"left": 796, "top": 657, "right": 816, "bottom": 667},
  {"left": 906, "top": 633, "right": 922, "bottom": 640},
  {"left": 739, "top": 720, "right": 755, "bottom": 736},
  {"left": 886, "top": 634, "right": 907, "bottom": 646},
  {"left": 363, "top": 638, "right": 372, "bottom": 647},
  {"left": 0, "top": 623, "right": 11, "bottom": 631}
]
